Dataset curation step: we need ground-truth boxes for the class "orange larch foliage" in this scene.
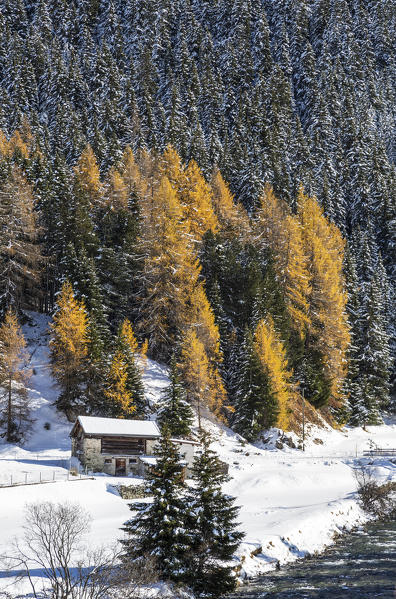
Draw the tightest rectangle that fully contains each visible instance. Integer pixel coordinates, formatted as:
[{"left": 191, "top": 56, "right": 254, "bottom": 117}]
[
  {"left": 253, "top": 317, "right": 294, "bottom": 431},
  {"left": 210, "top": 168, "right": 250, "bottom": 237},
  {"left": 74, "top": 144, "right": 103, "bottom": 205},
  {"left": 181, "top": 159, "right": 218, "bottom": 242},
  {"left": 297, "top": 186, "right": 350, "bottom": 397},
  {"left": 179, "top": 328, "right": 225, "bottom": 421},
  {"left": 104, "top": 350, "right": 136, "bottom": 418},
  {"left": 254, "top": 184, "right": 311, "bottom": 339}
]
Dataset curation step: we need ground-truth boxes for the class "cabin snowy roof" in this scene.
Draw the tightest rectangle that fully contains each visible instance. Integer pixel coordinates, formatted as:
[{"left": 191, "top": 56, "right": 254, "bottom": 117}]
[{"left": 71, "top": 416, "right": 161, "bottom": 438}]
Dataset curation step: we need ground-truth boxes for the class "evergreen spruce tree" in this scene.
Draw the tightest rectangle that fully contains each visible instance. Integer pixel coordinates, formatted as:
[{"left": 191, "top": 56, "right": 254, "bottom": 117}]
[
  {"left": 184, "top": 431, "right": 244, "bottom": 598},
  {"left": 233, "top": 327, "right": 278, "bottom": 440},
  {"left": 158, "top": 356, "right": 194, "bottom": 438},
  {"left": 355, "top": 270, "right": 392, "bottom": 423},
  {"left": 121, "top": 426, "right": 190, "bottom": 582}
]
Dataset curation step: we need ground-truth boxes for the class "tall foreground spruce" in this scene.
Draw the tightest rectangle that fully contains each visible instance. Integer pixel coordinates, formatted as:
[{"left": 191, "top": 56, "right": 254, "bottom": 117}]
[
  {"left": 122, "top": 429, "right": 244, "bottom": 595},
  {"left": 121, "top": 427, "right": 190, "bottom": 582},
  {"left": 185, "top": 432, "right": 244, "bottom": 598}
]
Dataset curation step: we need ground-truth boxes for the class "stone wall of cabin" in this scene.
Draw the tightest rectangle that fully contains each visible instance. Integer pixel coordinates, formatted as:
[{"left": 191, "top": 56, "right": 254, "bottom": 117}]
[{"left": 82, "top": 437, "right": 104, "bottom": 471}]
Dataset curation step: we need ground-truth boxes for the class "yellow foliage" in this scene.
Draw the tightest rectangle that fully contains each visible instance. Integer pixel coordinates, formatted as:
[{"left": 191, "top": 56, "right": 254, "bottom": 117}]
[
  {"left": 0, "top": 124, "right": 34, "bottom": 159},
  {"left": 0, "top": 130, "right": 10, "bottom": 157},
  {"left": 181, "top": 159, "right": 218, "bottom": 241},
  {"left": 106, "top": 167, "right": 129, "bottom": 210},
  {"left": 255, "top": 184, "right": 310, "bottom": 338},
  {"left": 119, "top": 146, "right": 149, "bottom": 202},
  {"left": 188, "top": 283, "right": 221, "bottom": 363},
  {"left": 159, "top": 145, "right": 187, "bottom": 190},
  {"left": 9, "top": 130, "right": 29, "bottom": 159},
  {"left": 119, "top": 319, "right": 139, "bottom": 354},
  {"left": 179, "top": 328, "right": 209, "bottom": 397},
  {"left": 0, "top": 308, "right": 28, "bottom": 380},
  {"left": 254, "top": 318, "right": 293, "bottom": 431},
  {"left": 104, "top": 350, "right": 136, "bottom": 418},
  {"left": 208, "top": 366, "right": 227, "bottom": 419},
  {"left": 140, "top": 339, "right": 149, "bottom": 370},
  {"left": 282, "top": 214, "right": 311, "bottom": 334},
  {"left": 210, "top": 169, "right": 250, "bottom": 237},
  {"left": 74, "top": 144, "right": 102, "bottom": 204},
  {"left": 297, "top": 186, "right": 350, "bottom": 395},
  {"left": 160, "top": 147, "right": 218, "bottom": 242},
  {"left": 139, "top": 176, "right": 201, "bottom": 356},
  {"left": 50, "top": 281, "right": 88, "bottom": 371},
  {"left": 179, "top": 328, "right": 225, "bottom": 419}
]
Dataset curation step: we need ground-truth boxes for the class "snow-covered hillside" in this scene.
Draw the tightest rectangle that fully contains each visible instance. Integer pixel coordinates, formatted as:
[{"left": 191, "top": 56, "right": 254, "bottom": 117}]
[{"left": 0, "top": 313, "right": 395, "bottom": 595}]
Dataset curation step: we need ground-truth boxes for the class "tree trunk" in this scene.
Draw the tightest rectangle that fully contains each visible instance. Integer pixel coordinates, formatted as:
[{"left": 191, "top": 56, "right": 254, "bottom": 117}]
[{"left": 7, "top": 373, "right": 12, "bottom": 442}]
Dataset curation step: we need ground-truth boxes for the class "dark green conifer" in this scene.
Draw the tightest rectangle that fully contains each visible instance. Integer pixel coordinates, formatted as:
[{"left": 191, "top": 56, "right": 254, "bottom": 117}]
[
  {"left": 184, "top": 431, "right": 244, "bottom": 598},
  {"left": 121, "top": 426, "right": 190, "bottom": 582},
  {"left": 158, "top": 356, "right": 194, "bottom": 438}
]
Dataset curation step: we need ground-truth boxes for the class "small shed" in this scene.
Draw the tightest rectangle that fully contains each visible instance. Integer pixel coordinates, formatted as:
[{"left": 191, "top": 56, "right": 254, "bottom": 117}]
[{"left": 70, "top": 416, "right": 200, "bottom": 477}]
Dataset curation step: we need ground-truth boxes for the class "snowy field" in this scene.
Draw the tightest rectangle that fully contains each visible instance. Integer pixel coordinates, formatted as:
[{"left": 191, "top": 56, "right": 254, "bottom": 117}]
[{"left": 0, "top": 313, "right": 395, "bottom": 595}]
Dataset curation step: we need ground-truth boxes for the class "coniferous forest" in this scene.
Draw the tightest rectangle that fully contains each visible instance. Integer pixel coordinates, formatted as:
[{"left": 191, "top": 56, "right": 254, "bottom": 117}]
[{"left": 0, "top": 0, "right": 395, "bottom": 442}]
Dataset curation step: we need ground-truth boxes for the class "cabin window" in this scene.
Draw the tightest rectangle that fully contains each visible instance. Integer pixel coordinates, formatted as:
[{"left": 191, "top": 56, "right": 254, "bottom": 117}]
[
  {"left": 104, "top": 459, "right": 112, "bottom": 464},
  {"left": 129, "top": 458, "right": 137, "bottom": 464}
]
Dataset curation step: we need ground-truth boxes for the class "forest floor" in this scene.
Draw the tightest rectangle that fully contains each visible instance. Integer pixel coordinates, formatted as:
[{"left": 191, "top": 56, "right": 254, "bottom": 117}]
[{"left": 0, "top": 312, "right": 395, "bottom": 596}]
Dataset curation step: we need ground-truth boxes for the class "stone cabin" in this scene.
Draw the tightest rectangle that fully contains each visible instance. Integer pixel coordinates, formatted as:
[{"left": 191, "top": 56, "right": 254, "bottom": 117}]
[{"left": 70, "top": 416, "right": 199, "bottom": 477}]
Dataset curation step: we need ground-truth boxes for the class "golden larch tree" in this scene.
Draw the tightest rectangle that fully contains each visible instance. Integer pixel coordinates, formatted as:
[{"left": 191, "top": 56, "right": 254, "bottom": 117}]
[
  {"left": 0, "top": 165, "right": 42, "bottom": 313},
  {"left": 105, "top": 167, "right": 129, "bottom": 210},
  {"left": 50, "top": 281, "right": 89, "bottom": 417},
  {"left": 179, "top": 328, "right": 226, "bottom": 424},
  {"left": 210, "top": 169, "right": 250, "bottom": 238},
  {"left": 119, "top": 146, "right": 149, "bottom": 203},
  {"left": 9, "top": 129, "right": 30, "bottom": 159},
  {"left": 159, "top": 145, "right": 187, "bottom": 191},
  {"left": 0, "top": 130, "right": 10, "bottom": 157},
  {"left": 187, "top": 283, "right": 222, "bottom": 364},
  {"left": 119, "top": 318, "right": 139, "bottom": 354},
  {"left": 181, "top": 159, "right": 218, "bottom": 242},
  {"left": 297, "top": 186, "right": 350, "bottom": 398},
  {"left": 74, "top": 144, "right": 103, "bottom": 206},
  {"left": 0, "top": 309, "right": 31, "bottom": 442},
  {"left": 254, "top": 184, "right": 310, "bottom": 339},
  {"left": 118, "top": 318, "right": 148, "bottom": 373},
  {"left": 138, "top": 176, "right": 201, "bottom": 358},
  {"left": 104, "top": 350, "right": 136, "bottom": 418},
  {"left": 253, "top": 318, "right": 293, "bottom": 431}
]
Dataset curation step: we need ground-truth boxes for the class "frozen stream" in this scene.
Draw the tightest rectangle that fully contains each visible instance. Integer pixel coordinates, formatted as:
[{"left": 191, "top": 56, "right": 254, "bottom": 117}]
[{"left": 232, "top": 520, "right": 396, "bottom": 598}]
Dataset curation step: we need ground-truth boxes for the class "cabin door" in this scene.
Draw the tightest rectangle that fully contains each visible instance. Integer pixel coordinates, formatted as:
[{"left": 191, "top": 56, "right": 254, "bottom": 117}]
[{"left": 115, "top": 458, "right": 126, "bottom": 476}]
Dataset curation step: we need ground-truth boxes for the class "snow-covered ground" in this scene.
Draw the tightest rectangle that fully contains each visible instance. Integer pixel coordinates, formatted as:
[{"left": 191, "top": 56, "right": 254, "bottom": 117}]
[
  {"left": 208, "top": 417, "right": 396, "bottom": 578},
  {"left": 0, "top": 313, "right": 395, "bottom": 595}
]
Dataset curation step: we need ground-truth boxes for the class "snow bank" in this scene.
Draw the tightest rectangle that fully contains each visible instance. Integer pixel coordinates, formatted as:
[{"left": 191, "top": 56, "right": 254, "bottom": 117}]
[{"left": 205, "top": 417, "right": 396, "bottom": 579}]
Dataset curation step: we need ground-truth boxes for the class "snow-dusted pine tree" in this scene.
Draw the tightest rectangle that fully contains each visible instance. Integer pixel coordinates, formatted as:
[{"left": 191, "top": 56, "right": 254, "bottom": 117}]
[
  {"left": 121, "top": 426, "right": 191, "bottom": 582},
  {"left": 184, "top": 431, "right": 244, "bottom": 598},
  {"left": 158, "top": 356, "right": 194, "bottom": 438}
]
